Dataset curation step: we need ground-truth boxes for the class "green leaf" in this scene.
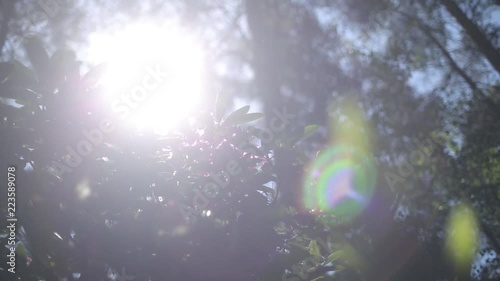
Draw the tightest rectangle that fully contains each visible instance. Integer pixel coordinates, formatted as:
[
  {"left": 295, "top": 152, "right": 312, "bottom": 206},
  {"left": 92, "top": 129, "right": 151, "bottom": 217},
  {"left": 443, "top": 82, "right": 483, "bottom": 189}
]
[
  {"left": 290, "top": 241, "right": 309, "bottom": 251},
  {"left": 274, "top": 222, "right": 289, "bottom": 234},
  {"left": 233, "top": 105, "right": 250, "bottom": 115},
  {"left": 333, "top": 265, "right": 346, "bottom": 271},
  {"left": 224, "top": 110, "right": 263, "bottom": 126},
  {"left": 308, "top": 240, "right": 322, "bottom": 261},
  {"left": 240, "top": 113, "right": 264, "bottom": 124},
  {"left": 225, "top": 105, "right": 249, "bottom": 119},
  {"left": 304, "top": 124, "right": 319, "bottom": 139},
  {"left": 16, "top": 242, "right": 28, "bottom": 258},
  {"left": 297, "top": 124, "right": 319, "bottom": 144},
  {"left": 325, "top": 250, "right": 344, "bottom": 264},
  {"left": 223, "top": 105, "right": 250, "bottom": 124}
]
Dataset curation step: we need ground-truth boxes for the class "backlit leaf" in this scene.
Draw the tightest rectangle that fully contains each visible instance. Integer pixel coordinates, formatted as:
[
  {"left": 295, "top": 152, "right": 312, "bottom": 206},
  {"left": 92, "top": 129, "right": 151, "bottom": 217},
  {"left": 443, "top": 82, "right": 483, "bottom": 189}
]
[
  {"left": 222, "top": 105, "right": 250, "bottom": 124},
  {"left": 309, "top": 240, "right": 322, "bottom": 261},
  {"left": 325, "top": 250, "right": 344, "bottom": 264},
  {"left": 224, "top": 111, "right": 263, "bottom": 126}
]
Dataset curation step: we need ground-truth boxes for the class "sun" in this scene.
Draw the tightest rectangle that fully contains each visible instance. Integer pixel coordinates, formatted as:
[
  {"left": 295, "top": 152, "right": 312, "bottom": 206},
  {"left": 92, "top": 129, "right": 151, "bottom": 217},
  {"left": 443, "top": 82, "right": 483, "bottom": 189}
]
[{"left": 86, "top": 22, "right": 204, "bottom": 134}]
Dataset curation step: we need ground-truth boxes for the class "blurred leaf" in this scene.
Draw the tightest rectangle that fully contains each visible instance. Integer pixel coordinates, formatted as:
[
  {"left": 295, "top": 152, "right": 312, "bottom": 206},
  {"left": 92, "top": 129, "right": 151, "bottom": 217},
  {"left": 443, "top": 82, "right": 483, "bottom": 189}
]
[
  {"left": 15, "top": 99, "right": 33, "bottom": 106},
  {"left": 24, "top": 37, "right": 50, "bottom": 79},
  {"left": 50, "top": 49, "right": 78, "bottom": 83},
  {"left": 252, "top": 173, "right": 275, "bottom": 185},
  {"left": 0, "top": 104, "right": 25, "bottom": 120},
  {"left": 289, "top": 243, "right": 311, "bottom": 259},
  {"left": 0, "top": 62, "right": 13, "bottom": 82},
  {"left": 16, "top": 242, "right": 28, "bottom": 258},
  {"left": 0, "top": 85, "right": 17, "bottom": 99},
  {"left": 0, "top": 87, "right": 38, "bottom": 100},
  {"left": 225, "top": 112, "right": 264, "bottom": 126},
  {"left": 223, "top": 105, "right": 250, "bottom": 124},
  {"left": 325, "top": 250, "right": 344, "bottom": 264},
  {"left": 10, "top": 61, "right": 37, "bottom": 86},
  {"left": 303, "top": 125, "right": 319, "bottom": 139},
  {"left": 274, "top": 222, "right": 289, "bottom": 234},
  {"left": 257, "top": 185, "right": 274, "bottom": 195},
  {"left": 134, "top": 210, "right": 141, "bottom": 219},
  {"left": 82, "top": 63, "right": 107, "bottom": 88},
  {"left": 51, "top": 49, "right": 77, "bottom": 68},
  {"left": 333, "top": 265, "right": 346, "bottom": 271},
  {"left": 290, "top": 241, "right": 309, "bottom": 251},
  {"left": 288, "top": 124, "right": 320, "bottom": 146},
  {"left": 243, "top": 113, "right": 264, "bottom": 123},
  {"left": 309, "top": 240, "right": 322, "bottom": 261},
  {"left": 294, "top": 147, "right": 309, "bottom": 164},
  {"left": 215, "top": 91, "right": 228, "bottom": 123}
]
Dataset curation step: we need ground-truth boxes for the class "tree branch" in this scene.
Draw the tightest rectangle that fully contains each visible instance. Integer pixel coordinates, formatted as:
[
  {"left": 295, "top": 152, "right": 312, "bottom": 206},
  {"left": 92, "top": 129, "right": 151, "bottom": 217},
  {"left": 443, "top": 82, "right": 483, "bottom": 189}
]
[
  {"left": 440, "top": 0, "right": 500, "bottom": 74},
  {"left": 402, "top": 11, "right": 500, "bottom": 118}
]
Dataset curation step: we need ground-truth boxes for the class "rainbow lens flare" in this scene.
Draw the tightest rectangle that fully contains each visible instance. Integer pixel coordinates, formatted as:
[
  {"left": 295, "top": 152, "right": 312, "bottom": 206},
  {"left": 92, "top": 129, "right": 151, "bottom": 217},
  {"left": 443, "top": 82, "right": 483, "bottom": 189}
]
[{"left": 303, "top": 145, "right": 377, "bottom": 223}]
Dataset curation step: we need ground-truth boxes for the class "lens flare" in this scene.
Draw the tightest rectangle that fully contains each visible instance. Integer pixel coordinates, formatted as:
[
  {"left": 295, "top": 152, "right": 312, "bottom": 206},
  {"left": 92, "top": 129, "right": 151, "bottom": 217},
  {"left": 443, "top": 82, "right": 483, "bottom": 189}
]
[
  {"left": 303, "top": 98, "right": 376, "bottom": 223},
  {"left": 303, "top": 145, "right": 377, "bottom": 223},
  {"left": 445, "top": 203, "right": 479, "bottom": 272}
]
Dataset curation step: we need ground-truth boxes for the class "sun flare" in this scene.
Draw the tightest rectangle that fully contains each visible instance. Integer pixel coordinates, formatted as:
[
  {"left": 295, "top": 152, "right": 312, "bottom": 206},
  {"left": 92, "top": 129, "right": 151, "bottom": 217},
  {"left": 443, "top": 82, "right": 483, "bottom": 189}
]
[{"left": 86, "top": 22, "right": 204, "bottom": 134}]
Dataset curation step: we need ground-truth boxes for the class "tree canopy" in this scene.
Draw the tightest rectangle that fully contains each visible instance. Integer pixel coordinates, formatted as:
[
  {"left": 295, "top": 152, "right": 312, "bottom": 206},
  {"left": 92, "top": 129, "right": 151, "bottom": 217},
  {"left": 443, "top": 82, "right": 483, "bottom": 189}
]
[{"left": 0, "top": 1, "right": 499, "bottom": 281}]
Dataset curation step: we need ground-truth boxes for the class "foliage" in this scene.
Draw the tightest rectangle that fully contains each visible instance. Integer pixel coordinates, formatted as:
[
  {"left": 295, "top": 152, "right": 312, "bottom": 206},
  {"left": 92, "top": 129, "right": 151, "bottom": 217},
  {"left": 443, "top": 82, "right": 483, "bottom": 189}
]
[
  {"left": 0, "top": 41, "right": 345, "bottom": 281},
  {"left": 0, "top": 0, "right": 499, "bottom": 280}
]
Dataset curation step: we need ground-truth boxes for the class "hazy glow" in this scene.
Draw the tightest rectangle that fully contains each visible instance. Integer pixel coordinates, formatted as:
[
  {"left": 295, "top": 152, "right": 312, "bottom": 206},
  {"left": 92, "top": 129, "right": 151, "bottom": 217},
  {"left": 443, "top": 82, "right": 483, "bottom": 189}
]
[
  {"left": 86, "top": 22, "right": 204, "bottom": 133},
  {"left": 76, "top": 179, "right": 91, "bottom": 200}
]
